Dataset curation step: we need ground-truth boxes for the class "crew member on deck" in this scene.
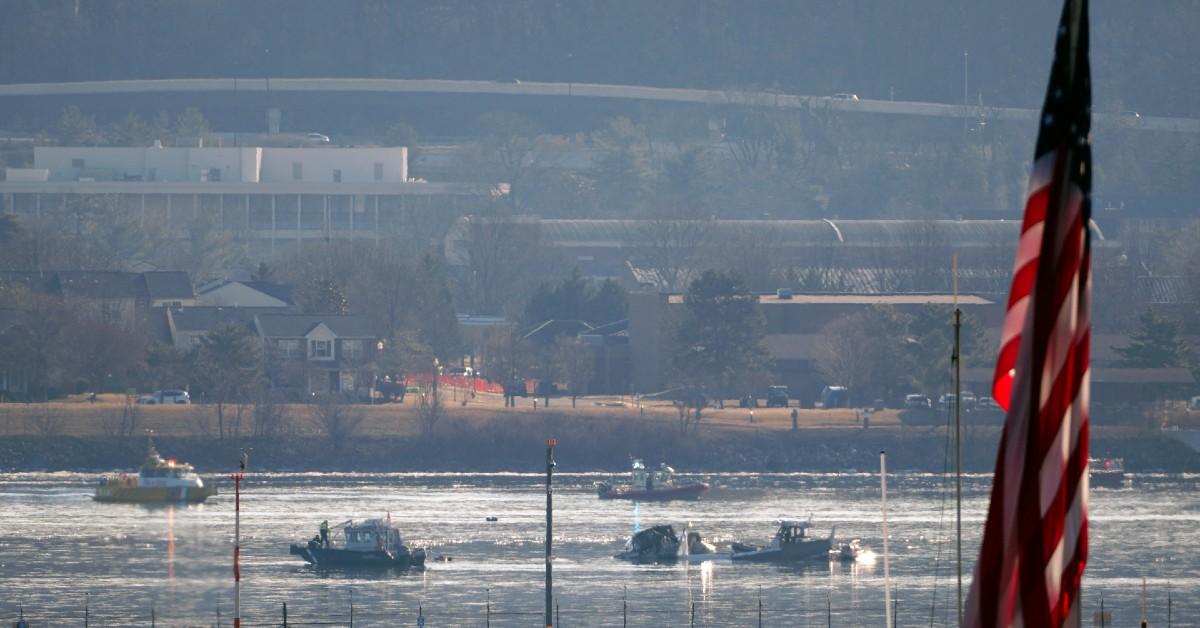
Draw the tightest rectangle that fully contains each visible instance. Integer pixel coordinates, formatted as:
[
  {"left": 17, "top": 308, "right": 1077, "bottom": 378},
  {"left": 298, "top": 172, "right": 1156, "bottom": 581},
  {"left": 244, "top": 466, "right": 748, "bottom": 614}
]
[{"left": 320, "top": 520, "right": 330, "bottom": 547}]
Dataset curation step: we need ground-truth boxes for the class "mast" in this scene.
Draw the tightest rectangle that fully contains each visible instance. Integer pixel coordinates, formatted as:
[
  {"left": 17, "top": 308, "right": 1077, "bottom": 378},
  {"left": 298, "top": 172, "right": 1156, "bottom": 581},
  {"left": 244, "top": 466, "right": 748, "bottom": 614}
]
[
  {"left": 954, "top": 305, "right": 963, "bottom": 626},
  {"left": 231, "top": 451, "right": 247, "bottom": 628},
  {"left": 545, "top": 437, "right": 556, "bottom": 628},
  {"left": 881, "top": 450, "right": 892, "bottom": 628}
]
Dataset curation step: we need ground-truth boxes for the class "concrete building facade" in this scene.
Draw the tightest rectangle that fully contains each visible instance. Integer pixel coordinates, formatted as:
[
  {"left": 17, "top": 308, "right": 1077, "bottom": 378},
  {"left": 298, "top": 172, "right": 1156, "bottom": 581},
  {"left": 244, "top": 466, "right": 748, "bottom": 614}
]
[{"left": 1, "top": 145, "right": 499, "bottom": 260}]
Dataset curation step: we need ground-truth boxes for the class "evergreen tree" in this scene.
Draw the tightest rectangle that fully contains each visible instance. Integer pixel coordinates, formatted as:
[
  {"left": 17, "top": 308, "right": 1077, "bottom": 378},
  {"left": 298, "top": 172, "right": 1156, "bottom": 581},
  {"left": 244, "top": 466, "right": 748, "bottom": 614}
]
[
  {"left": 191, "top": 323, "right": 262, "bottom": 440},
  {"left": 412, "top": 253, "right": 462, "bottom": 361},
  {"left": 1114, "top": 309, "right": 1190, "bottom": 368},
  {"left": 670, "top": 270, "right": 769, "bottom": 406}
]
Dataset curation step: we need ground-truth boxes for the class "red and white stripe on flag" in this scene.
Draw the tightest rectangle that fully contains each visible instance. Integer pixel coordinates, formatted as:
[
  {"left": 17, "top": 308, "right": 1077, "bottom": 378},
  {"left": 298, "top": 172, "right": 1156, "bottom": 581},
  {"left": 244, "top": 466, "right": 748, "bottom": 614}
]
[{"left": 966, "top": 0, "right": 1092, "bottom": 626}]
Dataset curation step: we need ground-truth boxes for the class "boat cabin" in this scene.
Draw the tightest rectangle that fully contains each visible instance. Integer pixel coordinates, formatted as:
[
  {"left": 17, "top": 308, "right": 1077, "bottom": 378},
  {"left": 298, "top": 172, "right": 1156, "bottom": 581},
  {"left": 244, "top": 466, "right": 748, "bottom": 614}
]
[
  {"left": 342, "top": 519, "right": 405, "bottom": 552},
  {"left": 139, "top": 446, "right": 201, "bottom": 481},
  {"left": 775, "top": 521, "right": 814, "bottom": 545},
  {"left": 630, "top": 459, "right": 676, "bottom": 490}
]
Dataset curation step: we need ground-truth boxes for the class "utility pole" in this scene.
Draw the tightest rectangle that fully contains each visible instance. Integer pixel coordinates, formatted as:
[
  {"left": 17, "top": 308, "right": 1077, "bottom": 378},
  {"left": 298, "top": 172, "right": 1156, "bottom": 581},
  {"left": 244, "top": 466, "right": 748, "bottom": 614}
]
[
  {"left": 231, "top": 451, "right": 247, "bottom": 628},
  {"left": 545, "top": 437, "right": 557, "bottom": 628}
]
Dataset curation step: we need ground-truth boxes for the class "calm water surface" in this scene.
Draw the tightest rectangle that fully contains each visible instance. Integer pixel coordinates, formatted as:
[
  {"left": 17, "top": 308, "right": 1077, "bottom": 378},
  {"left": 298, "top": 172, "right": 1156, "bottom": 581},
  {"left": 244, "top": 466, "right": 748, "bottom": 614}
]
[{"left": 1, "top": 470, "right": 1196, "bottom": 626}]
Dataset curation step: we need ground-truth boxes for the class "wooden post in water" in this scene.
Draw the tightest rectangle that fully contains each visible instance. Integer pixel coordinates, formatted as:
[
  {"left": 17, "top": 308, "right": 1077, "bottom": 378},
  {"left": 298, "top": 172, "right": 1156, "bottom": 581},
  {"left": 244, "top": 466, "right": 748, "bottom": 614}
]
[
  {"left": 231, "top": 452, "right": 247, "bottom": 628},
  {"left": 545, "top": 437, "right": 557, "bottom": 628},
  {"left": 622, "top": 585, "right": 627, "bottom": 627}
]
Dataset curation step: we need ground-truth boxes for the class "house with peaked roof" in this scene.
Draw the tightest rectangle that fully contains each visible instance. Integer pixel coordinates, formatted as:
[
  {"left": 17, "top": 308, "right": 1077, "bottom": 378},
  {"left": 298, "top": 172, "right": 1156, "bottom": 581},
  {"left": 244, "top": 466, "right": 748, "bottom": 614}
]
[
  {"left": 253, "top": 314, "right": 379, "bottom": 398},
  {"left": 1, "top": 270, "right": 197, "bottom": 329},
  {"left": 165, "top": 306, "right": 280, "bottom": 351},
  {"left": 197, "top": 279, "right": 296, "bottom": 308}
]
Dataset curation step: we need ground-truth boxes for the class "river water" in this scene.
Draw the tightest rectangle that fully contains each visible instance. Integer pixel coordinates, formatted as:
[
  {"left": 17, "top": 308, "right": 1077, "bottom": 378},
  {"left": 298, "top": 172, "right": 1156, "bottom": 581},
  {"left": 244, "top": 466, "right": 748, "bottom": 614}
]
[{"left": 0, "top": 469, "right": 1196, "bottom": 627}]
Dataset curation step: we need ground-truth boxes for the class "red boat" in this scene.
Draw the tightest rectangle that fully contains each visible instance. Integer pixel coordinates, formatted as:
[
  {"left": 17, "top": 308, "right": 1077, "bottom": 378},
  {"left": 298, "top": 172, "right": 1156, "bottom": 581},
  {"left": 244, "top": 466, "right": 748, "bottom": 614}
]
[{"left": 597, "top": 460, "right": 710, "bottom": 501}]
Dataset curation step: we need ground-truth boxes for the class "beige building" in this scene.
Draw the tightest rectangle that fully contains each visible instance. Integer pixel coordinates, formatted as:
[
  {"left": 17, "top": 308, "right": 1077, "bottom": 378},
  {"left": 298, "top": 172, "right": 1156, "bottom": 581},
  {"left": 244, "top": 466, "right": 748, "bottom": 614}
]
[{"left": 1, "top": 145, "right": 499, "bottom": 259}]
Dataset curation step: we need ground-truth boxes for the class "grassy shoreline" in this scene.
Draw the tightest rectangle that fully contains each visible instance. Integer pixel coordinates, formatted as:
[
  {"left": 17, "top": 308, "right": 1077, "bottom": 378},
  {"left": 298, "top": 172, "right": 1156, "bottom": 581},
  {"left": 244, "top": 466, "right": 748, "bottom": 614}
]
[{"left": 1, "top": 398, "right": 1197, "bottom": 473}]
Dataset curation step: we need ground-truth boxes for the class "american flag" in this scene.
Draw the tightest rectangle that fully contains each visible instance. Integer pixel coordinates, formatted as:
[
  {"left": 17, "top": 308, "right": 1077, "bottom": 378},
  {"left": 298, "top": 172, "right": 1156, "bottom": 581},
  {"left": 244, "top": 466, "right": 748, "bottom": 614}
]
[{"left": 965, "top": 0, "right": 1092, "bottom": 625}]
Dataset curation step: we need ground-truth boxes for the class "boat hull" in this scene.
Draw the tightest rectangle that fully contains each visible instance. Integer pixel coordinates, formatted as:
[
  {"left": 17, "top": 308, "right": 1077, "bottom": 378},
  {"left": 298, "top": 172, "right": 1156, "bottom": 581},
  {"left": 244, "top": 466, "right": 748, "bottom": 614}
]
[
  {"left": 290, "top": 544, "right": 426, "bottom": 569},
  {"left": 598, "top": 483, "right": 709, "bottom": 501},
  {"left": 93, "top": 485, "right": 217, "bottom": 503},
  {"left": 730, "top": 540, "right": 832, "bottom": 563}
]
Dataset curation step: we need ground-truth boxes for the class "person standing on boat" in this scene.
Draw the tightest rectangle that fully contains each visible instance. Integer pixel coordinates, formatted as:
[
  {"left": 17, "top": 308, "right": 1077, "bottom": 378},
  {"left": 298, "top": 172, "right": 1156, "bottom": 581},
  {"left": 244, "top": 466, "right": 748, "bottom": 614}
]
[{"left": 320, "top": 520, "right": 330, "bottom": 547}]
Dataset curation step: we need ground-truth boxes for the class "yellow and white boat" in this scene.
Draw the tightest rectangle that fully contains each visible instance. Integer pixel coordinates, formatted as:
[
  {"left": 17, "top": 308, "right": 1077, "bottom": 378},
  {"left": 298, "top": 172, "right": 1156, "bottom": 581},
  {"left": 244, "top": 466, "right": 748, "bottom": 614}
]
[{"left": 94, "top": 441, "right": 217, "bottom": 504}]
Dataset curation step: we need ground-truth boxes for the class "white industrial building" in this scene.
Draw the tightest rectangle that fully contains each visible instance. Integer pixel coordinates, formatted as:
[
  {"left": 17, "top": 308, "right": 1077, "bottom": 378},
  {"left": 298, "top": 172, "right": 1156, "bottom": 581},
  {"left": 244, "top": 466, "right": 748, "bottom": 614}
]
[{"left": 0, "top": 145, "right": 499, "bottom": 256}]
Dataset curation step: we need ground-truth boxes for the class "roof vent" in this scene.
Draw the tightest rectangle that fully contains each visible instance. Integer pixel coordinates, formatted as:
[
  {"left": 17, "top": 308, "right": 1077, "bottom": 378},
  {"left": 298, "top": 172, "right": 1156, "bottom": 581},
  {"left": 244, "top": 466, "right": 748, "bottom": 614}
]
[{"left": 776, "top": 288, "right": 793, "bottom": 300}]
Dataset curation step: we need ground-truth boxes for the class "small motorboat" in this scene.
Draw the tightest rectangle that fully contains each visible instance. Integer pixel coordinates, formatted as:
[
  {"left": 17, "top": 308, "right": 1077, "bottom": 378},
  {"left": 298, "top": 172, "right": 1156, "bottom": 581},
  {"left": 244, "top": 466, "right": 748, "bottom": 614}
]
[
  {"left": 614, "top": 524, "right": 682, "bottom": 564},
  {"left": 94, "top": 440, "right": 217, "bottom": 504},
  {"left": 597, "top": 459, "right": 709, "bottom": 502},
  {"left": 290, "top": 516, "right": 426, "bottom": 569},
  {"left": 1089, "top": 457, "right": 1128, "bottom": 489},
  {"left": 730, "top": 520, "right": 834, "bottom": 564},
  {"left": 832, "top": 538, "right": 862, "bottom": 562}
]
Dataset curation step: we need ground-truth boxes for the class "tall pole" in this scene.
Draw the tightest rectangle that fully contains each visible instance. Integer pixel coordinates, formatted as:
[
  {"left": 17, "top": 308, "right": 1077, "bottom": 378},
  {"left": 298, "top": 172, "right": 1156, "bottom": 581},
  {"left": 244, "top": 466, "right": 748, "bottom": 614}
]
[
  {"left": 545, "top": 437, "right": 557, "bottom": 628},
  {"left": 881, "top": 450, "right": 892, "bottom": 628},
  {"left": 963, "top": 50, "right": 970, "bottom": 107},
  {"left": 231, "top": 451, "right": 247, "bottom": 628},
  {"left": 954, "top": 306, "right": 963, "bottom": 627}
]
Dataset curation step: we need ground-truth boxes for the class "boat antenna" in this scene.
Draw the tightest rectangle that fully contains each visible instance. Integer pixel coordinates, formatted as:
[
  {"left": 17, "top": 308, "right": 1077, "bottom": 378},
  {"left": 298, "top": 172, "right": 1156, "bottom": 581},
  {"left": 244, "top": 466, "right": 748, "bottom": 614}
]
[{"left": 952, "top": 253, "right": 963, "bottom": 626}]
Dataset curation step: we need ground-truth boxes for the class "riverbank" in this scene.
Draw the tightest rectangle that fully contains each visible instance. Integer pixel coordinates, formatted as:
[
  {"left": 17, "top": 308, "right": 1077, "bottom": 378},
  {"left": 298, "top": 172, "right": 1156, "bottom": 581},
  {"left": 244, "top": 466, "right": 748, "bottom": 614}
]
[{"left": 1, "top": 409, "right": 1197, "bottom": 473}]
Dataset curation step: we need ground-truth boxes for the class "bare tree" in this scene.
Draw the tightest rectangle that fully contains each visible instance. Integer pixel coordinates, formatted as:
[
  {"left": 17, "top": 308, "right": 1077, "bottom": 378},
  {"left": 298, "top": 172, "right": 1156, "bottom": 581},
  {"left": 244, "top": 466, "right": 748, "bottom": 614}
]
[
  {"left": 309, "top": 394, "right": 365, "bottom": 452},
  {"left": 457, "top": 215, "right": 555, "bottom": 315},
  {"left": 26, "top": 403, "right": 63, "bottom": 437},
  {"left": 812, "top": 319, "right": 875, "bottom": 405},
  {"left": 414, "top": 380, "right": 443, "bottom": 438},
  {"left": 672, "top": 384, "right": 707, "bottom": 436},
  {"left": 252, "top": 389, "right": 287, "bottom": 438},
  {"left": 101, "top": 393, "right": 141, "bottom": 439},
  {"left": 555, "top": 336, "right": 595, "bottom": 408},
  {"left": 628, "top": 219, "right": 715, "bottom": 292}
]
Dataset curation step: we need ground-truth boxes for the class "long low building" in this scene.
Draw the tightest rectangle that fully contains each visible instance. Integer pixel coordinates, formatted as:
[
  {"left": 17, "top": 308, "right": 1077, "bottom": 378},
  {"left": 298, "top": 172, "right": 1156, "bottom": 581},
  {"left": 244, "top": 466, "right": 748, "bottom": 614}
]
[
  {"left": 1, "top": 145, "right": 501, "bottom": 257},
  {"left": 628, "top": 290, "right": 1003, "bottom": 400}
]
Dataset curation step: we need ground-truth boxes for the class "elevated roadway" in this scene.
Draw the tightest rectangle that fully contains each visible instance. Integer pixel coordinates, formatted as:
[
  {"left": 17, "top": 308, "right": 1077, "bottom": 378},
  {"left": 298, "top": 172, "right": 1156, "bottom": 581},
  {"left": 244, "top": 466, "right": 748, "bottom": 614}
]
[{"left": 0, "top": 78, "right": 1195, "bottom": 134}]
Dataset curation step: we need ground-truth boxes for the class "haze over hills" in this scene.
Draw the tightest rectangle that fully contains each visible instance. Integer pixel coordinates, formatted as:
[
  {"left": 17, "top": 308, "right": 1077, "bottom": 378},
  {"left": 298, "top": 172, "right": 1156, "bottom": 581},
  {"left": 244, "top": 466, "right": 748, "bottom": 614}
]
[{"left": 1, "top": 0, "right": 1196, "bottom": 115}]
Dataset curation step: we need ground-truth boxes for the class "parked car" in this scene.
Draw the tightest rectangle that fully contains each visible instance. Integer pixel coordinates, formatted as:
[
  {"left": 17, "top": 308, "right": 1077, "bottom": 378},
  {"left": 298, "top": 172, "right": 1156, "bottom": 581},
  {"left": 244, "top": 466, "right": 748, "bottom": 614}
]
[
  {"left": 938, "top": 393, "right": 976, "bottom": 411},
  {"left": 766, "top": 385, "right": 790, "bottom": 408},
  {"left": 739, "top": 394, "right": 759, "bottom": 409},
  {"left": 138, "top": 389, "right": 191, "bottom": 405},
  {"left": 820, "top": 385, "right": 849, "bottom": 408},
  {"left": 904, "top": 394, "right": 932, "bottom": 410}
]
